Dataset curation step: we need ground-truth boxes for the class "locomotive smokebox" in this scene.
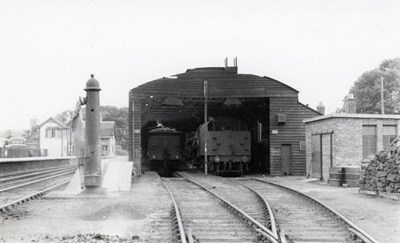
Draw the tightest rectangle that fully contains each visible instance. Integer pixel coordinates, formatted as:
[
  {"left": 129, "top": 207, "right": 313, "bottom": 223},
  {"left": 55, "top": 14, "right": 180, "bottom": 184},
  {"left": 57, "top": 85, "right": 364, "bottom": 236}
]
[{"left": 83, "top": 74, "right": 102, "bottom": 193}]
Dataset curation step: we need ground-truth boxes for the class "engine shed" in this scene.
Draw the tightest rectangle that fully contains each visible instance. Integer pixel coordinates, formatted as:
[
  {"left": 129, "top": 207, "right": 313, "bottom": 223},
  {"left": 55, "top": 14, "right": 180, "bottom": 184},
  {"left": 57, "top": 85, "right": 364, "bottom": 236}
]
[{"left": 129, "top": 65, "right": 320, "bottom": 176}]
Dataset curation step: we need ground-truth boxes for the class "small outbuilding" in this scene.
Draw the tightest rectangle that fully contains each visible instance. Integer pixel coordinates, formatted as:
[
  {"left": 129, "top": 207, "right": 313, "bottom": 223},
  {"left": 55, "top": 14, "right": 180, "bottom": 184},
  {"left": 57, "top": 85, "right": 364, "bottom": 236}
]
[
  {"left": 304, "top": 113, "right": 400, "bottom": 182},
  {"left": 129, "top": 64, "right": 321, "bottom": 176}
]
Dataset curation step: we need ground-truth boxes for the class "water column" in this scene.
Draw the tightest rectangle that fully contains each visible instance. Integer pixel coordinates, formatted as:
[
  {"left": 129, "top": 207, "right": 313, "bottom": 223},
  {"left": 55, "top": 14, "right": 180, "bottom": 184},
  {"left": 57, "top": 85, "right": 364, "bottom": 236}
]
[{"left": 83, "top": 74, "right": 102, "bottom": 193}]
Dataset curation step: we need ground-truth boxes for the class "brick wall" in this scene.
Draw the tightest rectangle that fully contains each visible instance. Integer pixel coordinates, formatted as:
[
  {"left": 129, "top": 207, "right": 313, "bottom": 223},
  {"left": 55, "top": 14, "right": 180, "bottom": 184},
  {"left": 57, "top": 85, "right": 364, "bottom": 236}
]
[{"left": 306, "top": 116, "right": 400, "bottom": 182}]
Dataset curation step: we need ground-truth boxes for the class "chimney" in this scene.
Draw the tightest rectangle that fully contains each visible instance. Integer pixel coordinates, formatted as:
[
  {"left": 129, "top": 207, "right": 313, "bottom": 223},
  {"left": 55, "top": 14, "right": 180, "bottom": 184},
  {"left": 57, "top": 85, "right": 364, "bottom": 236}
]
[
  {"left": 30, "top": 118, "right": 39, "bottom": 128},
  {"left": 317, "top": 102, "right": 325, "bottom": 115},
  {"left": 343, "top": 94, "right": 357, "bottom": 113}
]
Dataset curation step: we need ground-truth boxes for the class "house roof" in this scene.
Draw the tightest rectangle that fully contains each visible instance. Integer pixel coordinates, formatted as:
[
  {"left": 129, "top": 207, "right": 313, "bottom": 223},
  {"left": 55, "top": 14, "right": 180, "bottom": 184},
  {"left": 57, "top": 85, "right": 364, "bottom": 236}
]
[
  {"left": 101, "top": 121, "right": 115, "bottom": 136},
  {"left": 304, "top": 113, "right": 400, "bottom": 124},
  {"left": 39, "top": 117, "right": 68, "bottom": 129}
]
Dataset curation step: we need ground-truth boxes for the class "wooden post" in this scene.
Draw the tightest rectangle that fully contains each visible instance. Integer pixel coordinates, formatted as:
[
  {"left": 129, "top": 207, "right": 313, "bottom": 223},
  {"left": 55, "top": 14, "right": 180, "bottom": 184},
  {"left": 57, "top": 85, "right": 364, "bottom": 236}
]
[
  {"left": 204, "top": 80, "right": 208, "bottom": 176},
  {"left": 381, "top": 77, "right": 385, "bottom": 114}
]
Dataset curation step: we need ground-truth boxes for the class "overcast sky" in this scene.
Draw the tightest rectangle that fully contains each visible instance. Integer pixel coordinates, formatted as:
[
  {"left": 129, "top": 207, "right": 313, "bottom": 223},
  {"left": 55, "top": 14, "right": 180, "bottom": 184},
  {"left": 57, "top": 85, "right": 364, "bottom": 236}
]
[{"left": 1, "top": 0, "right": 400, "bottom": 130}]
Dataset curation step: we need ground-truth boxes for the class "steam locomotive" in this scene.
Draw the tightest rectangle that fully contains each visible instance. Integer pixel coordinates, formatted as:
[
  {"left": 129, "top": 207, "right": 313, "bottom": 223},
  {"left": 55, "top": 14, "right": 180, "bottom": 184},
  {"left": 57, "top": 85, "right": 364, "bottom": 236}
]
[
  {"left": 147, "top": 116, "right": 251, "bottom": 175},
  {"left": 147, "top": 126, "right": 183, "bottom": 173},
  {"left": 186, "top": 117, "right": 251, "bottom": 175}
]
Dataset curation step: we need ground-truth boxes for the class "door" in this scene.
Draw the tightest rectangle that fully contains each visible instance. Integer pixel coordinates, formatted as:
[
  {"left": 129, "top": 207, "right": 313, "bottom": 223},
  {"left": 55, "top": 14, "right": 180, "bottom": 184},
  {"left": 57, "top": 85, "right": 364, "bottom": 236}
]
[
  {"left": 281, "top": 144, "right": 291, "bottom": 175},
  {"left": 311, "top": 135, "right": 322, "bottom": 179}
]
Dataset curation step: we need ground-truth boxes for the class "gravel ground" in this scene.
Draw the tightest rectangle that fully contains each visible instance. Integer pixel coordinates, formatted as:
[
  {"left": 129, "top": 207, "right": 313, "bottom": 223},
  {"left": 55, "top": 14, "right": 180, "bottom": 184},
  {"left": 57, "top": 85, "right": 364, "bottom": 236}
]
[
  {"left": 253, "top": 175, "right": 400, "bottom": 243},
  {"left": 0, "top": 172, "right": 398, "bottom": 243},
  {"left": 0, "top": 172, "right": 171, "bottom": 243}
]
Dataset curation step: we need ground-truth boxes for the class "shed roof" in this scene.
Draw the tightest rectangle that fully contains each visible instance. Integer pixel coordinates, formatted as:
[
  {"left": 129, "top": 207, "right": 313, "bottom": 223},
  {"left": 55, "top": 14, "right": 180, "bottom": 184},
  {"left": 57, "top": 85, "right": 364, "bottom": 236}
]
[
  {"left": 130, "top": 66, "right": 299, "bottom": 99},
  {"left": 304, "top": 113, "right": 400, "bottom": 124}
]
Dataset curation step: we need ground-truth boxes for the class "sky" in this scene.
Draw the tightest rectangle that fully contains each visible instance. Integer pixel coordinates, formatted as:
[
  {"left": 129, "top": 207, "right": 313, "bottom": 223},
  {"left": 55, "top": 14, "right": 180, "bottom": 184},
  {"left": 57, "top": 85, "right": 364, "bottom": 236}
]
[{"left": 1, "top": 0, "right": 400, "bottom": 130}]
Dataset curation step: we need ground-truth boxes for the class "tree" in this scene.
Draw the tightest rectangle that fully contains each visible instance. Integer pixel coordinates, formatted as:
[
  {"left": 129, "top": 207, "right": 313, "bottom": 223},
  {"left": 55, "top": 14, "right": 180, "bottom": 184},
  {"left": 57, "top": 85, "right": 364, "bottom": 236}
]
[{"left": 349, "top": 58, "right": 400, "bottom": 114}]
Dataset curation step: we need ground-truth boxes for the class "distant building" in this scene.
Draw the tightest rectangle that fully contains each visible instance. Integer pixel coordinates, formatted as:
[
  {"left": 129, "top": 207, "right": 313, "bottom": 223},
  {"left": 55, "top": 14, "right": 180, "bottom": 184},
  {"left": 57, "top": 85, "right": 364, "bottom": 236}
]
[
  {"left": 39, "top": 116, "right": 116, "bottom": 158},
  {"left": 39, "top": 117, "right": 69, "bottom": 157},
  {"left": 26, "top": 125, "right": 41, "bottom": 156},
  {"left": 0, "top": 138, "right": 6, "bottom": 157},
  {"left": 4, "top": 136, "right": 28, "bottom": 158},
  {"left": 101, "top": 121, "right": 116, "bottom": 157}
]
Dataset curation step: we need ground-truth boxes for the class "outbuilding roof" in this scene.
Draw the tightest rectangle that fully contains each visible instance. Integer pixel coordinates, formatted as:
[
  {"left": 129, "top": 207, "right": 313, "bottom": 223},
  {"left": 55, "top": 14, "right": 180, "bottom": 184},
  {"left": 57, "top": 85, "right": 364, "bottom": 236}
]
[{"left": 304, "top": 113, "right": 400, "bottom": 123}]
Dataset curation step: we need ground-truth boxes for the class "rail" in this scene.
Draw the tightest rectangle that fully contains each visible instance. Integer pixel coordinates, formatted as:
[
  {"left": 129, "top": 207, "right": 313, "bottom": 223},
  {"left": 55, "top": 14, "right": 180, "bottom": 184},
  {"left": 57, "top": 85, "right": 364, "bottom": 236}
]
[
  {"left": 157, "top": 176, "right": 191, "bottom": 243},
  {"left": 0, "top": 169, "right": 76, "bottom": 193},
  {"left": 0, "top": 156, "right": 76, "bottom": 163},
  {"left": 0, "top": 179, "right": 70, "bottom": 212},
  {"left": 235, "top": 180, "right": 279, "bottom": 239},
  {"left": 0, "top": 165, "right": 77, "bottom": 184},
  {"left": 176, "top": 172, "right": 280, "bottom": 243},
  {"left": 252, "top": 178, "right": 379, "bottom": 243}
]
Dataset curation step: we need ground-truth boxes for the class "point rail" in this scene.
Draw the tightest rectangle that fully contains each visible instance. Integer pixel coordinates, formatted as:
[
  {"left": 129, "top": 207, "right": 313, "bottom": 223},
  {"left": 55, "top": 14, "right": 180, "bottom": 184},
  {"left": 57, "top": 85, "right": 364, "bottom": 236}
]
[{"left": 252, "top": 178, "right": 380, "bottom": 243}]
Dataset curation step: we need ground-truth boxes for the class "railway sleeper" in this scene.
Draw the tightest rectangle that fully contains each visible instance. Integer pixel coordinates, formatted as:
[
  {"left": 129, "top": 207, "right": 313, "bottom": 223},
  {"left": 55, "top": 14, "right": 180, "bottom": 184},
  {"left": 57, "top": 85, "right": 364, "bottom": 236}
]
[{"left": 348, "top": 228, "right": 375, "bottom": 243}]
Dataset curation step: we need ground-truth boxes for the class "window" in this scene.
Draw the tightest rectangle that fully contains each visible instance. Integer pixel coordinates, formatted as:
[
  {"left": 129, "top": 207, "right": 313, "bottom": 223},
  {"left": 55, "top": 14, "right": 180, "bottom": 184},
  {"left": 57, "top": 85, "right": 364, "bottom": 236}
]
[
  {"left": 46, "top": 129, "right": 51, "bottom": 138},
  {"left": 46, "top": 127, "right": 61, "bottom": 139},
  {"left": 362, "top": 125, "right": 377, "bottom": 159},
  {"left": 383, "top": 125, "right": 397, "bottom": 149}
]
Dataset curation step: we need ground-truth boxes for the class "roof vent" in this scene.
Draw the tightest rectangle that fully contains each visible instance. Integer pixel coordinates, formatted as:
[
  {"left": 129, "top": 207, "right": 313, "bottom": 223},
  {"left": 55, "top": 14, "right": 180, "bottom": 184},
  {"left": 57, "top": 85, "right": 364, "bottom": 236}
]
[{"left": 224, "top": 57, "right": 238, "bottom": 68}]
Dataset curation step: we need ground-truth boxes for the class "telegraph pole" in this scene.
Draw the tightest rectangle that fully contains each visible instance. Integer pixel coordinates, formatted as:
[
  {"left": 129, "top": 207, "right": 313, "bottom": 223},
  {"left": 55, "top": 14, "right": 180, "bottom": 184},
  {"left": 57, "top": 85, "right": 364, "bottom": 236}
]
[
  {"left": 381, "top": 77, "right": 385, "bottom": 114},
  {"left": 204, "top": 80, "right": 208, "bottom": 176}
]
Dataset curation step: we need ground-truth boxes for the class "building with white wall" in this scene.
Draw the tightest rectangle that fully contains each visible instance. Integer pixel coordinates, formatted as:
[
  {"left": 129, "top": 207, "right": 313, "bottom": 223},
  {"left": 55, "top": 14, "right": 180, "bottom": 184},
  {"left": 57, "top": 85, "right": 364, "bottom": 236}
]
[
  {"left": 39, "top": 116, "right": 116, "bottom": 158},
  {"left": 39, "top": 117, "right": 70, "bottom": 157},
  {"left": 101, "top": 121, "right": 116, "bottom": 157}
]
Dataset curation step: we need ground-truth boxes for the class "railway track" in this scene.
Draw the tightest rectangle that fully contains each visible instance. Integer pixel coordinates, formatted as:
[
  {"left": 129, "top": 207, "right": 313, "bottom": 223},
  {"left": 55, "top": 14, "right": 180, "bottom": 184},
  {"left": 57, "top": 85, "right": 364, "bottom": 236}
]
[
  {"left": 0, "top": 165, "right": 76, "bottom": 184},
  {"left": 162, "top": 173, "right": 280, "bottom": 243},
  {"left": 178, "top": 173, "right": 280, "bottom": 239},
  {"left": 0, "top": 166, "right": 76, "bottom": 193},
  {"left": 0, "top": 166, "right": 76, "bottom": 212},
  {"left": 177, "top": 172, "right": 378, "bottom": 243},
  {"left": 242, "top": 178, "right": 379, "bottom": 243}
]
